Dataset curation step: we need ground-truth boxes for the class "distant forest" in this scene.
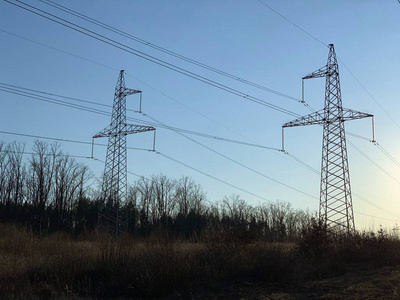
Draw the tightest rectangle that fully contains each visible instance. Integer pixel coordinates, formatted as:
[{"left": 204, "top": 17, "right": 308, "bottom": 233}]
[{"left": 0, "top": 140, "right": 313, "bottom": 241}]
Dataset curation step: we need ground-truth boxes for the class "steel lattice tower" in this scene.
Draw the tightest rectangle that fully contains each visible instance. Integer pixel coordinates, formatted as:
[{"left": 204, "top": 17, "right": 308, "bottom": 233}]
[
  {"left": 282, "top": 44, "right": 373, "bottom": 234},
  {"left": 94, "top": 70, "right": 155, "bottom": 236}
]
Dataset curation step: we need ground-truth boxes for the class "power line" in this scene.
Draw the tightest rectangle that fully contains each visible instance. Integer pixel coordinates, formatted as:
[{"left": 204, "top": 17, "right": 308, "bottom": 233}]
[
  {"left": 3, "top": 144, "right": 400, "bottom": 223},
  {"left": 155, "top": 151, "right": 274, "bottom": 203},
  {"left": 1, "top": 28, "right": 290, "bottom": 152},
  {"left": 0, "top": 82, "right": 139, "bottom": 113},
  {"left": 3, "top": 4, "right": 400, "bottom": 226},
  {"left": 347, "top": 131, "right": 400, "bottom": 172},
  {"left": 2, "top": 28, "right": 319, "bottom": 156},
  {"left": 256, "top": 0, "right": 327, "bottom": 48},
  {"left": 1, "top": 83, "right": 314, "bottom": 194},
  {"left": 4, "top": 148, "right": 398, "bottom": 223},
  {"left": 2, "top": 28, "right": 385, "bottom": 181},
  {"left": 0, "top": 149, "right": 91, "bottom": 160},
  {"left": 0, "top": 130, "right": 153, "bottom": 152},
  {"left": 6, "top": 84, "right": 398, "bottom": 217},
  {"left": 0, "top": 27, "right": 345, "bottom": 178},
  {"left": 346, "top": 133, "right": 400, "bottom": 177},
  {"left": 374, "top": 142, "right": 400, "bottom": 170},
  {"left": 4, "top": 83, "right": 324, "bottom": 210},
  {"left": 86, "top": 154, "right": 275, "bottom": 203},
  {"left": 284, "top": 138, "right": 400, "bottom": 220},
  {"left": 4, "top": 0, "right": 301, "bottom": 118},
  {"left": 282, "top": 135, "right": 400, "bottom": 221},
  {"left": 38, "top": 0, "right": 303, "bottom": 104},
  {"left": 338, "top": 58, "right": 400, "bottom": 131},
  {"left": 284, "top": 130, "right": 382, "bottom": 176},
  {"left": 0, "top": 127, "right": 349, "bottom": 214},
  {"left": 124, "top": 72, "right": 266, "bottom": 144},
  {"left": 0, "top": 85, "right": 110, "bottom": 116},
  {"left": 2, "top": 148, "right": 398, "bottom": 223},
  {"left": 0, "top": 129, "right": 397, "bottom": 223},
  {"left": 0, "top": 28, "right": 119, "bottom": 72},
  {"left": 256, "top": 0, "right": 400, "bottom": 132},
  {"left": 141, "top": 112, "right": 318, "bottom": 200},
  {"left": 1, "top": 81, "right": 325, "bottom": 178},
  {"left": 6, "top": 1, "right": 397, "bottom": 173},
  {"left": 0, "top": 28, "right": 342, "bottom": 181},
  {"left": 7, "top": 1, "right": 400, "bottom": 223},
  {"left": 285, "top": 152, "right": 319, "bottom": 175},
  {"left": 0, "top": 83, "right": 280, "bottom": 151},
  {"left": 1, "top": 28, "right": 279, "bottom": 149},
  {"left": 83, "top": 156, "right": 368, "bottom": 220},
  {"left": 354, "top": 210, "right": 400, "bottom": 223},
  {"left": 347, "top": 140, "right": 400, "bottom": 186},
  {"left": 352, "top": 191, "right": 400, "bottom": 220},
  {"left": 345, "top": 142, "right": 400, "bottom": 218},
  {"left": 346, "top": 131, "right": 372, "bottom": 142}
]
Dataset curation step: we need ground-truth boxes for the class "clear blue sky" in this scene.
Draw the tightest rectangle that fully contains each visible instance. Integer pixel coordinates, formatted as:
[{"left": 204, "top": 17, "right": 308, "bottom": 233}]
[{"left": 1, "top": 0, "right": 400, "bottom": 230}]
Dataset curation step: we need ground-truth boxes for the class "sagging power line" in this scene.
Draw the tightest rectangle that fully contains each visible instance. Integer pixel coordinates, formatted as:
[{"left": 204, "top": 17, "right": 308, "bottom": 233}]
[
  {"left": 37, "top": 0, "right": 303, "bottom": 104},
  {"left": 4, "top": 0, "right": 302, "bottom": 118},
  {"left": 256, "top": 0, "right": 400, "bottom": 132},
  {"left": 0, "top": 82, "right": 280, "bottom": 151},
  {"left": 4, "top": 81, "right": 398, "bottom": 220},
  {"left": 3, "top": 0, "right": 400, "bottom": 230},
  {"left": 2, "top": 29, "right": 387, "bottom": 177}
]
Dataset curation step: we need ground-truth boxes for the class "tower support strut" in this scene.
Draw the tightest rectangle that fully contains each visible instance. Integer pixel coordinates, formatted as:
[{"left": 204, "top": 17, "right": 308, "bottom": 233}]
[
  {"left": 94, "top": 70, "right": 155, "bottom": 236},
  {"left": 283, "top": 44, "right": 373, "bottom": 234}
]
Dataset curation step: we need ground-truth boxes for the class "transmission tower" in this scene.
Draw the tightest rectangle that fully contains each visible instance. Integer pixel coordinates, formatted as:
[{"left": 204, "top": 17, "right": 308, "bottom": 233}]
[
  {"left": 93, "top": 70, "right": 155, "bottom": 237},
  {"left": 282, "top": 44, "right": 374, "bottom": 234}
]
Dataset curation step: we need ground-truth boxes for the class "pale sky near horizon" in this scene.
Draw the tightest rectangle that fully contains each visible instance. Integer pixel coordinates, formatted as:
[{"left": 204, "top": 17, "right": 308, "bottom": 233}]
[{"left": 1, "top": 0, "right": 400, "bottom": 230}]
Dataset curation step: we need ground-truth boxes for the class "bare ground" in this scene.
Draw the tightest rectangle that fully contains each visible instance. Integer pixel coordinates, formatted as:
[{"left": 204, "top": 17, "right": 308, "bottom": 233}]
[{"left": 181, "top": 264, "right": 400, "bottom": 300}]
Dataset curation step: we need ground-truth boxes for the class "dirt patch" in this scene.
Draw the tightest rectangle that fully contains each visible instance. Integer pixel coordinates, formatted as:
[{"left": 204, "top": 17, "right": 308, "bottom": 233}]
[{"left": 183, "top": 264, "right": 400, "bottom": 299}]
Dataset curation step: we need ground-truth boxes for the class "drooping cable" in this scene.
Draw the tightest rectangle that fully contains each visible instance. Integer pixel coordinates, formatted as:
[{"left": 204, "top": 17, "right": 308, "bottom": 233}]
[
  {"left": 4, "top": 0, "right": 301, "bottom": 118},
  {"left": 0, "top": 130, "right": 153, "bottom": 152},
  {"left": 38, "top": 0, "right": 306, "bottom": 104},
  {"left": 347, "top": 140, "right": 400, "bottom": 186},
  {"left": 256, "top": 0, "right": 400, "bottom": 131},
  {"left": 141, "top": 112, "right": 318, "bottom": 200},
  {"left": 0, "top": 83, "right": 279, "bottom": 151}
]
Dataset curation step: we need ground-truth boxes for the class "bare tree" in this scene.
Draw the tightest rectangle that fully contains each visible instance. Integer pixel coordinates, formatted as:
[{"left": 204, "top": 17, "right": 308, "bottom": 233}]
[
  {"left": 0, "top": 142, "right": 10, "bottom": 204},
  {"left": 134, "top": 176, "right": 154, "bottom": 234},
  {"left": 175, "top": 176, "right": 206, "bottom": 217},
  {"left": 26, "top": 141, "right": 59, "bottom": 233},
  {"left": 222, "top": 194, "right": 253, "bottom": 222},
  {"left": 52, "top": 154, "right": 92, "bottom": 231},
  {"left": 7, "top": 142, "right": 26, "bottom": 205},
  {"left": 152, "top": 174, "right": 176, "bottom": 226}
]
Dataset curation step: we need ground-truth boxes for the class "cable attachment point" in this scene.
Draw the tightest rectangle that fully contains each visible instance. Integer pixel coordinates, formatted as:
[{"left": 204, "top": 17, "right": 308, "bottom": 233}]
[{"left": 279, "top": 149, "right": 288, "bottom": 155}]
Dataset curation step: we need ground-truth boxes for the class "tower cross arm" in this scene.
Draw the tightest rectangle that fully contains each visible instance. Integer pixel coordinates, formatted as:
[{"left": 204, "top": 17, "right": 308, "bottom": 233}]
[
  {"left": 93, "top": 124, "right": 155, "bottom": 138},
  {"left": 302, "top": 65, "right": 331, "bottom": 80},
  {"left": 115, "top": 88, "right": 141, "bottom": 98},
  {"left": 341, "top": 108, "right": 373, "bottom": 121},
  {"left": 123, "top": 124, "right": 155, "bottom": 135},
  {"left": 282, "top": 109, "right": 325, "bottom": 128},
  {"left": 124, "top": 88, "right": 141, "bottom": 96},
  {"left": 93, "top": 125, "right": 113, "bottom": 138},
  {"left": 282, "top": 108, "right": 373, "bottom": 129}
]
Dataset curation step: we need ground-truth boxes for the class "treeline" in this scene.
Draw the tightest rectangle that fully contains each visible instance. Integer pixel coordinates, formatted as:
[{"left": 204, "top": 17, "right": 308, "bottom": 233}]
[
  {"left": 0, "top": 141, "right": 93, "bottom": 234},
  {"left": 0, "top": 141, "right": 313, "bottom": 241}
]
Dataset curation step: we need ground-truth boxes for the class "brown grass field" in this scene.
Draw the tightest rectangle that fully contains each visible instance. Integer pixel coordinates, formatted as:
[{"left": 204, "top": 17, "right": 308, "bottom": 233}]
[{"left": 0, "top": 224, "right": 399, "bottom": 299}]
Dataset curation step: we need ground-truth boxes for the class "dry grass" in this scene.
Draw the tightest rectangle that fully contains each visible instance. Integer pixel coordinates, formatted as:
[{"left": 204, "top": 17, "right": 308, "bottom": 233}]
[
  {"left": 0, "top": 224, "right": 399, "bottom": 298},
  {"left": 0, "top": 225, "right": 296, "bottom": 298}
]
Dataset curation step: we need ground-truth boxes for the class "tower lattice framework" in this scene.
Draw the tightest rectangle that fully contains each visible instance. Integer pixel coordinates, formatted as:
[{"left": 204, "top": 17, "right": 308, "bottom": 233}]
[
  {"left": 283, "top": 44, "right": 373, "bottom": 234},
  {"left": 94, "top": 70, "right": 155, "bottom": 236}
]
